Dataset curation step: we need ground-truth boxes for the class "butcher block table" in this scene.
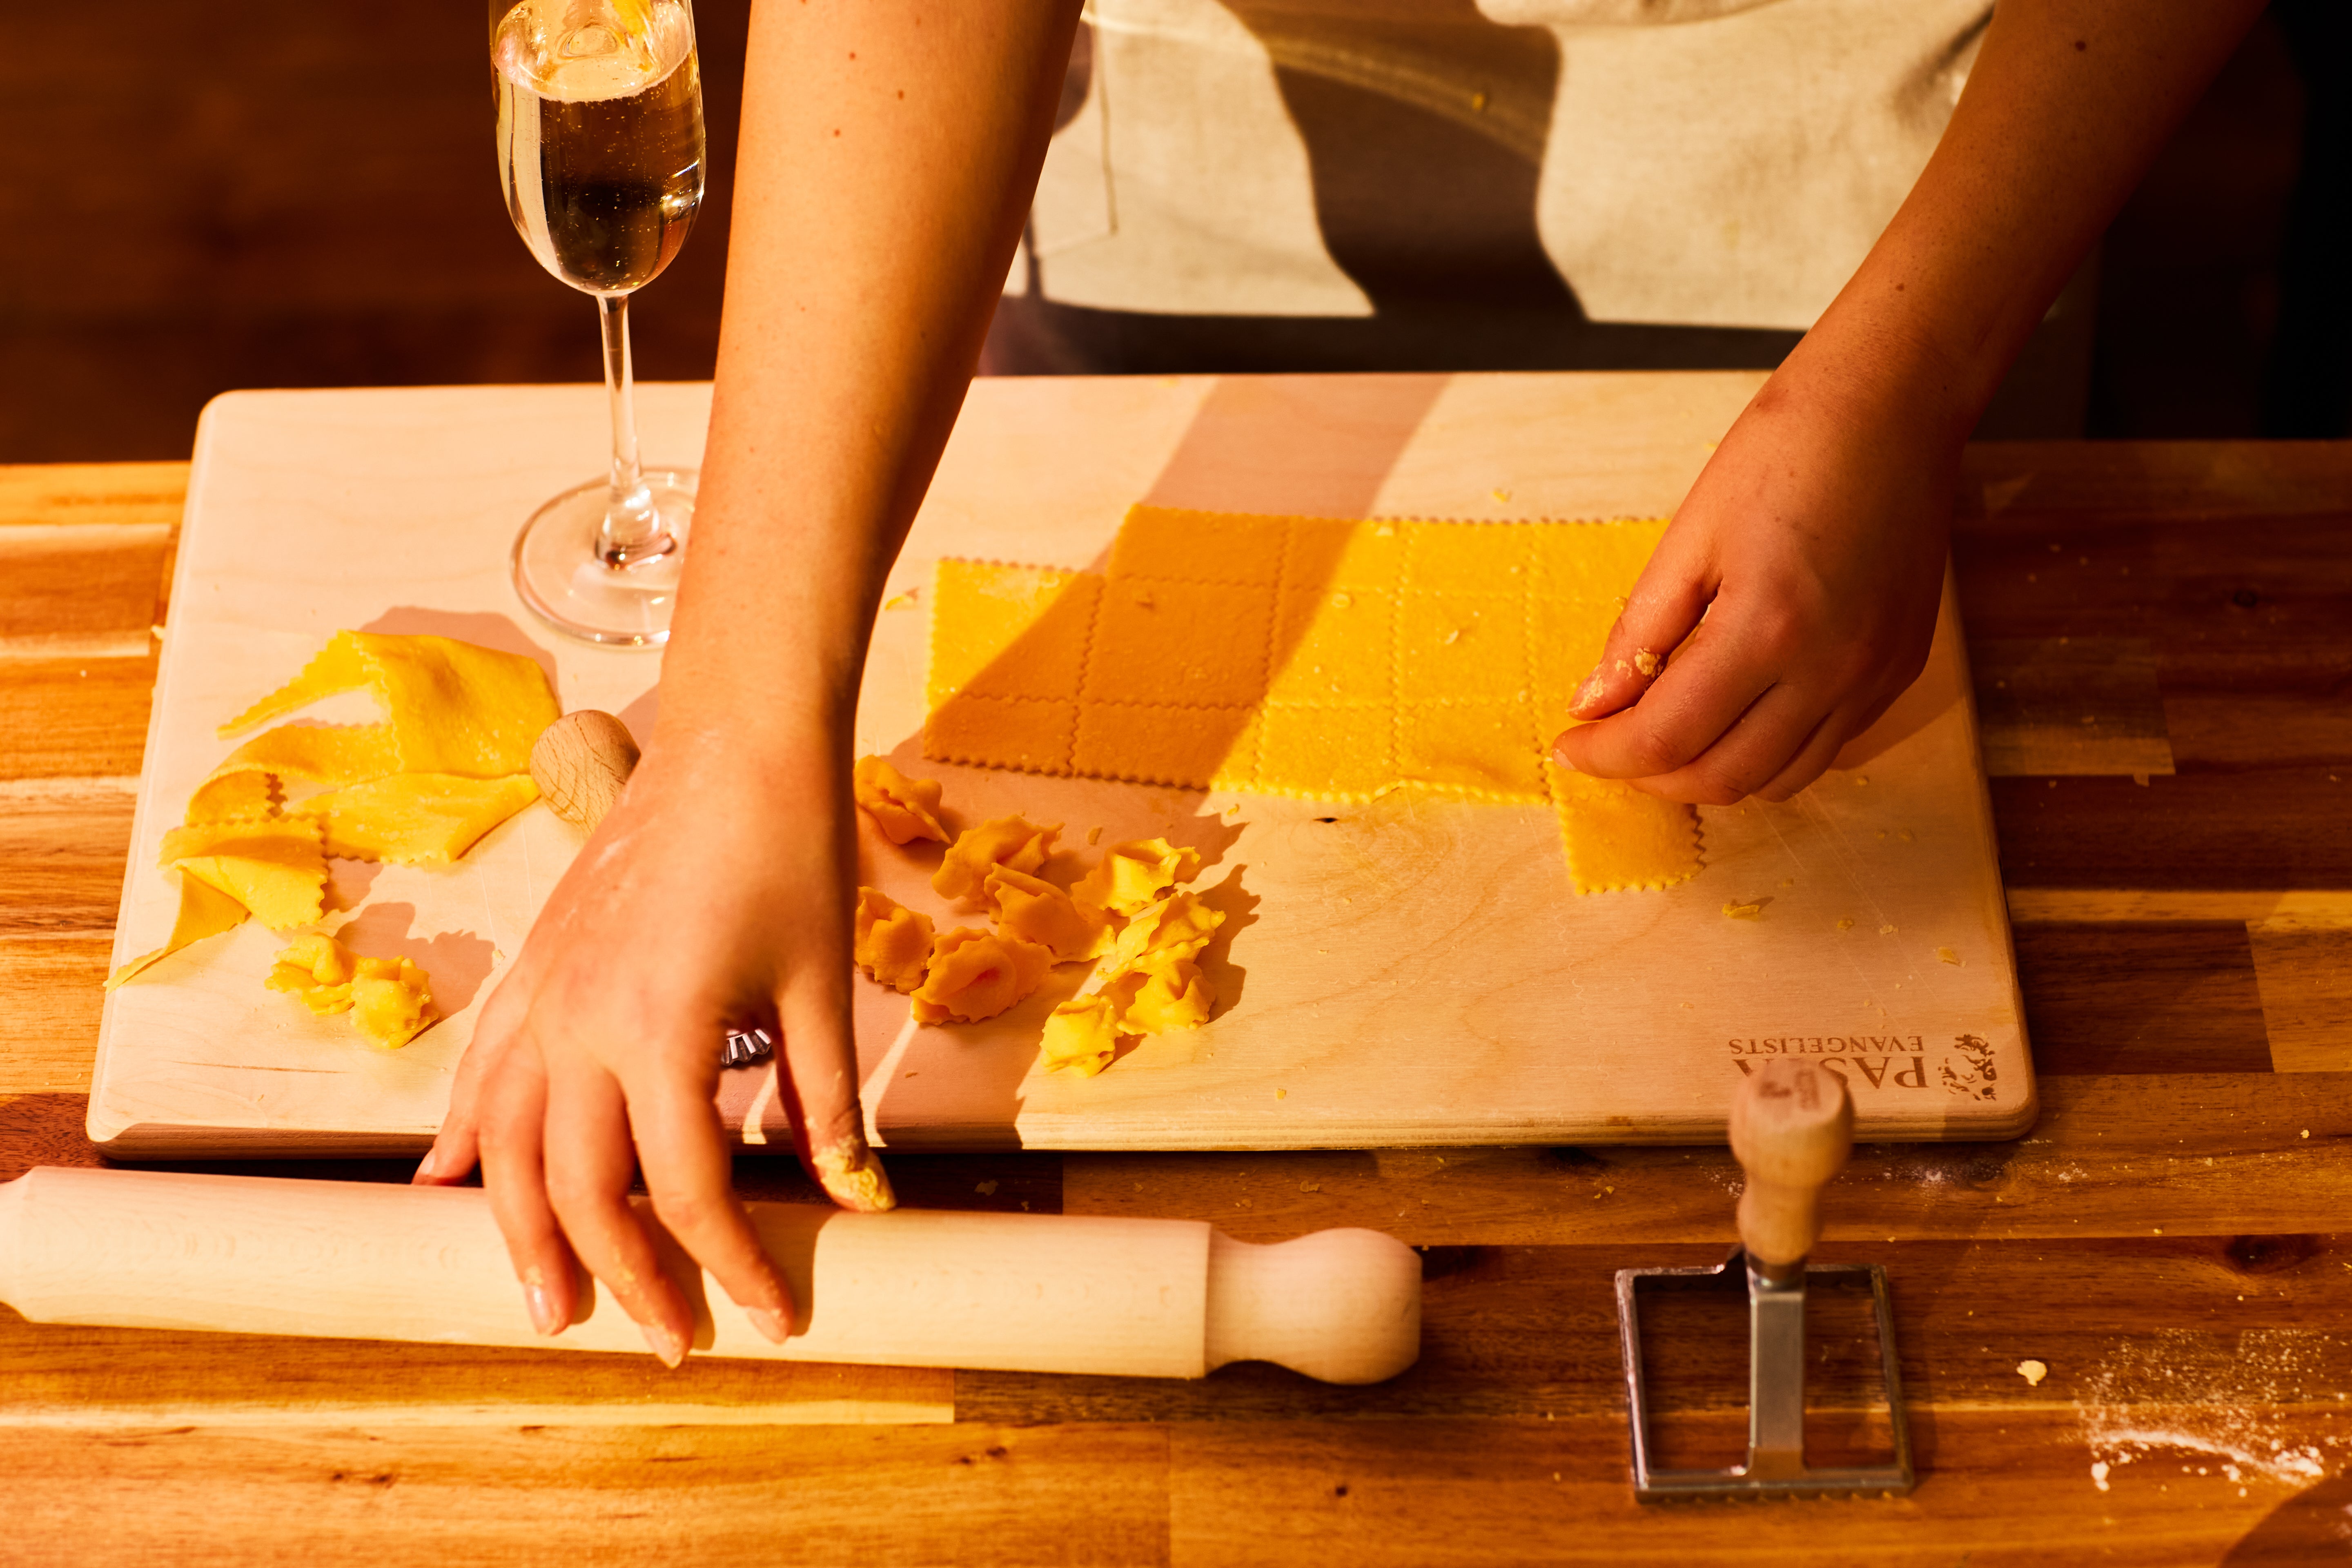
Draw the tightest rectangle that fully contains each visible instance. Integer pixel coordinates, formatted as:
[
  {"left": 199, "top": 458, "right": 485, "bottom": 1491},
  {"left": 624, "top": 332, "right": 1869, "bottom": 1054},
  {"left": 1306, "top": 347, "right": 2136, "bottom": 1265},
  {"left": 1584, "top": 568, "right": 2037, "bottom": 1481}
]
[{"left": 5, "top": 384, "right": 2352, "bottom": 1564}]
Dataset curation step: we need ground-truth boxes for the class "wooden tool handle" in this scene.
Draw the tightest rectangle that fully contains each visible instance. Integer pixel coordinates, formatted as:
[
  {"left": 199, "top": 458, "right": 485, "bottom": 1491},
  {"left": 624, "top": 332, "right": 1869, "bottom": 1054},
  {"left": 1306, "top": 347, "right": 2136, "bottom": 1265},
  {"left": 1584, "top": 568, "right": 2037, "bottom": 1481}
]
[
  {"left": 1727, "top": 1059, "right": 1853, "bottom": 1269},
  {"left": 0, "top": 1167, "right": 1419, "bottom": 1384}
]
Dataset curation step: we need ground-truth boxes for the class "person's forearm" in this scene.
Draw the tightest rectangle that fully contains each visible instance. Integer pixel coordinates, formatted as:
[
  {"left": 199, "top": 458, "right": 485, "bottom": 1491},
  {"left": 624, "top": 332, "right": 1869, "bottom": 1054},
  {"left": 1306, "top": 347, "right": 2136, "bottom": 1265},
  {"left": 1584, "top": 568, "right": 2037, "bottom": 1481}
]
[
  {"left": 657, "top": 0, "right": 1081, "bottom": 760},
  {"left": 1791, "top": 0, "right": 2264, "bottom": 433}
]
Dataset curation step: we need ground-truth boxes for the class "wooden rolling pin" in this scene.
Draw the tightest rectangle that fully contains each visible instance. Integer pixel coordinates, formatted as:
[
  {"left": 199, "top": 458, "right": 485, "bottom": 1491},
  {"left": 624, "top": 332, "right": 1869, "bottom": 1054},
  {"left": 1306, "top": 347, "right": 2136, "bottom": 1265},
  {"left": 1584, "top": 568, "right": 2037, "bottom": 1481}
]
[
  {"left": 0, "top": 1166, "right": 1421, "bottom": 1383},
  {"left": 1727, "top": 1057, "right": 1853, "bottom": 1281}
]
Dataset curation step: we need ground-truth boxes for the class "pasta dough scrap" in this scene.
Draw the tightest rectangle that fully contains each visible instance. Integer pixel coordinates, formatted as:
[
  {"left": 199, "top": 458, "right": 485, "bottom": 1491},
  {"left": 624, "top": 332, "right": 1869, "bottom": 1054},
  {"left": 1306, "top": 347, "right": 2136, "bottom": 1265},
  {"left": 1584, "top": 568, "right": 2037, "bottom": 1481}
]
[
  {"left": 158, "top": 817, "right": 330, "bottom": 931},
  {"left": 921, "top": 506, "right": 1702, "bottom": 893},
  {"left": 265, "top": 932, "right": 438, "bottom": 1049},
  {"left": 187, "top": 724, "right": 402, "bottom": 824},
  {"left": 1072, "top": 837, "right": 1203, "bottom": 916},
  {"left": 852, "top": 755, "right": 949, "bottom": 845},
  {"left": 220, "top": 630, "right": 559, "bottom": 779},
  {"left": 293, "top": 773, "right": 543, "bottom": 866},
  {"left": 1040, "top": 994, "right": 1122, "bottom": 1077},
  {"left": 932, "top": 816, "right": 1060, "bottom": 909},
  {"left": 986, "top": 865, "right": 1112, "bottom": 962},
  {"left": 1106, "top": 958, "right": 1215, "bottom": 1034},
  {"left": 105, "top": 873, "right": 250, "bottom": 990},
  {"left": 853, "top": 887, "right": 935, "bottom": 992},
  {"left": 909, "top": 928, "right": 1054, "bottom": 1025}
]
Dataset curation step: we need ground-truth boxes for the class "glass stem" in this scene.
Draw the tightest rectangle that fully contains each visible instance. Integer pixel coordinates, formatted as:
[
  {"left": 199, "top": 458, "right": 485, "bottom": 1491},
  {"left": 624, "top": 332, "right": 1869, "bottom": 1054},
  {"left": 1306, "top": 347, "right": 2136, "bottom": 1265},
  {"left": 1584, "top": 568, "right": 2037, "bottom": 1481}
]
[{"left": 596, "top": 291, "right": 666, "bottom": 567}]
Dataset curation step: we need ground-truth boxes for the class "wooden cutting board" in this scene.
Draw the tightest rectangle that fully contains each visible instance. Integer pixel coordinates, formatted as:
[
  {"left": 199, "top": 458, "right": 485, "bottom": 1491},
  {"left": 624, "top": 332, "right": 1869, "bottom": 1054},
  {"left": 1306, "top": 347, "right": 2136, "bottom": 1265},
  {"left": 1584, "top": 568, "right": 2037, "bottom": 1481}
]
[{"left": 89, "top": 373, "right": 2034, "bottom": 1157}]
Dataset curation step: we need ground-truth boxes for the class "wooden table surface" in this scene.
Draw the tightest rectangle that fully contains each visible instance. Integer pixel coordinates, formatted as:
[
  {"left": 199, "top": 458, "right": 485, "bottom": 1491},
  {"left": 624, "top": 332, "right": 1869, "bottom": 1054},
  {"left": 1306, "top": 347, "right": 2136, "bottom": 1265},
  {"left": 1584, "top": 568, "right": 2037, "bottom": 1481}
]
[{"left": 3, "top": 445, "right": 2349, "bottom": 1566}]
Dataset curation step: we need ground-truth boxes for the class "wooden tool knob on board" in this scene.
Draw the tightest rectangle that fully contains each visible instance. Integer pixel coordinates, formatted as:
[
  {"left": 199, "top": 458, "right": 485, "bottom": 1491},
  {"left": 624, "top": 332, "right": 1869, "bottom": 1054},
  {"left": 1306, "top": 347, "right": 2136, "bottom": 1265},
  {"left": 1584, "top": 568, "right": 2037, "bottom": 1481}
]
[
  {"left": 0, "top": 1167, "right": 1422, "bottom": 1385},
  {"left": 530, "top": 710, "right": 639, "bottom": 829},
  {"left": 1728, "top": 1059, "right": 1854, "bottom": 1275}
]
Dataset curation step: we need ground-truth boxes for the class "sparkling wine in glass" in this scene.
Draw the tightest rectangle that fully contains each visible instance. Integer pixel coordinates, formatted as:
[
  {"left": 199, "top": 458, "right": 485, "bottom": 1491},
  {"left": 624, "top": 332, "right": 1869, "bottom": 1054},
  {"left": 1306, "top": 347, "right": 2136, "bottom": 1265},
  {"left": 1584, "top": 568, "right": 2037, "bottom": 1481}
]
[{"left": 493, "top": 0, "right": 705, "bottom": 645}]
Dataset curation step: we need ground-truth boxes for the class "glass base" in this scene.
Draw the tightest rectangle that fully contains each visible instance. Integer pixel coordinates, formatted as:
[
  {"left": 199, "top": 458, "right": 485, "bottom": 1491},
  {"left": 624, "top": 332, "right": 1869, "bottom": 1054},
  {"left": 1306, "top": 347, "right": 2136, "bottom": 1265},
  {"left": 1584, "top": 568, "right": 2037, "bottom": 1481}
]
[{"left": 511, "top": 470, "right": 697, "bottom": 646}]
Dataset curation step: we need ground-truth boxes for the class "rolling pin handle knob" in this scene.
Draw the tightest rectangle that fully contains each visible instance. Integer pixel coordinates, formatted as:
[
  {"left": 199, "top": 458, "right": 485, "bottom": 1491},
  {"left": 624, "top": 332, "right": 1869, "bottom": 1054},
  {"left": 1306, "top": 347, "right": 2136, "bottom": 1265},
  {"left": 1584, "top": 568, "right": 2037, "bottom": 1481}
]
[
  {"left": 1728, "top": 1059, "right": 1854, "bottom": 1273},
  {"left": 1203, "top": 1228, "right": 1421, "bottom": 1385}
]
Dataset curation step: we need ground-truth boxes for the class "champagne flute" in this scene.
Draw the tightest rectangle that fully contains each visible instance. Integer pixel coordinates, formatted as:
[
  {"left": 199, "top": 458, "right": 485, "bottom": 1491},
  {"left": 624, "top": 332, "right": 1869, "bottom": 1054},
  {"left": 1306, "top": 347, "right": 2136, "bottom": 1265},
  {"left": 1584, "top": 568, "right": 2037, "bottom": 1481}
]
[{"left": 492, "top": 0, "right": 706, "bottom": 646}]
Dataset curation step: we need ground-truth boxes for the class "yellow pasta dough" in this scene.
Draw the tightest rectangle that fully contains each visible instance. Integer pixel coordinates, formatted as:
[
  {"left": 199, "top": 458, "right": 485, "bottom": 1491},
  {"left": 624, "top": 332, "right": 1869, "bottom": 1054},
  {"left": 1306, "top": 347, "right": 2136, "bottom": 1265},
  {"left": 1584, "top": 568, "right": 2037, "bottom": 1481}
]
[
  {"left": 157, "top": 817, "right": 330, "bottom": 931},
  {"left": 852, "top": 755, "right": 949, "bottom": 845},
  {"left": 853, "top": 888, "right": 935, "bottom": 993},
  {"left": 292, "top": 773, "right": 542, "bottom": 866},
  {"left": 922, "top": 505, "right": 1702, "bottom": 894},
  {"left": 104, "top": 873, "right": 251, "bottom": 990},
  {"left": 220, "top": 630, "right": 558, "bottom": 778}
]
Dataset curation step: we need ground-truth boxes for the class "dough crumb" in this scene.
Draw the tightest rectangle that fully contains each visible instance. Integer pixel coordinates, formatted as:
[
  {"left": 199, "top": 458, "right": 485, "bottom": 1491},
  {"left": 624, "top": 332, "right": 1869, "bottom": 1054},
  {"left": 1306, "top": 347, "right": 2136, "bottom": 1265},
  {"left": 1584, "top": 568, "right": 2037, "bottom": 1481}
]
[
  {"left": 1722, "top": 899, "right": 1766, "bottom": 920},
  {"left": 883, "top": 589, "right": 918, "bottom": 610},
  {"left": 2018, "top": 1359, "right": 2049, "bottom": 1386},
  {"left": 1879, "top": 924, "right": 1898, "bottom": 935},
  {"left": 1836, "top": 916, "right": 1855, "bottom": 931},
  {"left": 1632, "top": 648, "right": 1659, "bottom": 677}
]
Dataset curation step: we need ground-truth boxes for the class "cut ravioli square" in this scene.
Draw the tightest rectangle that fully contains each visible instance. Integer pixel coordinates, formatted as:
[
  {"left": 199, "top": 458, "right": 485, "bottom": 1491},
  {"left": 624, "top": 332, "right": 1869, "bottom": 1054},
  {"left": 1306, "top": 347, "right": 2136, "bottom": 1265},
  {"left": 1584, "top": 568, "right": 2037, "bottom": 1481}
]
[
  {"left": 1396, "top": 592, "right": 1529, "bottom": 703},
  {"left": 1550, "top": 762, "right": 1702, "bottom": 892},
  {"left": 1284, "top": 515, "right": 1409, "bottom": 594},
  {"left": 1073, "top": 702, "right": 1258, "bottom": 789},
  {"left": 1083, "top": 577, "right": 1275, "bottom": 709},
  {"left": 923, "top": 695, "right": 1077, "bottom": 775},
  {"left": 1526, "top": 518, "right": 1666, "bottom": 605},
  {"left": 1254, "top": 704, "right": 1398, "bottom": 802},
  {"left": 1396, "top": 702, "right": 1545, "bottom": 799},
  {"left": 1402, "top": 519, "right": 1533, "bottom": 593},
  {"left": 927, "top": 560, "right": 1099, "bottom": 706},
  {"left": 1266, "top": 585, "right": 1394, "bottom": 706}
]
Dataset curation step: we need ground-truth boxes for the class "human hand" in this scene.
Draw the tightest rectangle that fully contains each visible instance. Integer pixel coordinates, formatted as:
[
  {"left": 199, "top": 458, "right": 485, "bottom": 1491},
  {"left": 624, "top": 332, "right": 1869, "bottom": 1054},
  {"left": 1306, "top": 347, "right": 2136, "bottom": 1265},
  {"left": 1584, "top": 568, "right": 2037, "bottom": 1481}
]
[
  {"left": 414, "top": 725, "right": 890, "bottom": 1364},
  {"left": 1550, "top": 352, "right": 1960, "bottom": 804}
]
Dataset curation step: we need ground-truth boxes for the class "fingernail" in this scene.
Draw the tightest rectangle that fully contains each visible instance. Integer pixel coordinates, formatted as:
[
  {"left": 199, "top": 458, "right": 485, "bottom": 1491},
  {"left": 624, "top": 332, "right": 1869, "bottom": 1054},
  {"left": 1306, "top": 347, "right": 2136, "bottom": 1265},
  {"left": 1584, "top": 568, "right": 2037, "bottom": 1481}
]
[
  {"left": 640, "top": 1319, "right": 688, "bottom": 1368},
  {"left": 814, "top": 1138, "right": 897, "bottom": 1213},
  {"left": 411, "top": 1147, "right": 437, "bottom": 1183},
  {"left": 745, "top": 1305, "right": 791, "bottom": 1345},
  {"left": 1550, "top": 738, "right": 1579, "bottom": 771},
  {"left": 525, "top": 1281, "right": 562, "bottom": 1336}
]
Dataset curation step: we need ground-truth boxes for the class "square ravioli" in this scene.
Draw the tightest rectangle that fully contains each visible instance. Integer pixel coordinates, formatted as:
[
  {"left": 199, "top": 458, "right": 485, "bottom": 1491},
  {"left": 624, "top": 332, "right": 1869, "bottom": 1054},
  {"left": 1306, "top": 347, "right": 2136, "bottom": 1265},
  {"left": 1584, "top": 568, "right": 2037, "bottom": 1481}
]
[
  {"left": 928, "top": 560, "right": 1099, "bottom": 706},
  {"left": 1396, "top": 702, "right": 1546, "bottom": 800},
  {"left": 1284, "top": 515, "right": 1410, "bottom": 594},
  {"left": 1527, "top": 595, "right": 1617, "bottom": 717},
  {"left": 1084, "top": 577, "right": 1275, "bottom": 708},
  {"left": 1073, "top": 702, "right": 1259, "bottom": 789},
  {"left": 1527, "top": 519, "right": 1666, "bottom": 605},
  {"left": 1550, "top": 762, "right": 1702, "bottom": 892},
  {"left": 1402, "top": 519, "right": 1534, "bottom": 594},
  {"left": 1266, "top": 585, "right": 1395, "bottom": 706},
  {"left": 1256, "top": 704, "right": 1399, "bottom": 802},
  {"left": 1109, "top": 506, "right": 1289, "bottom": 586},
  {"left": 923, "top": 695, "right": 1077, "bottom": 775},
  {"left": 1395, "top": 592, "right": 1529, "bottom": 703}
]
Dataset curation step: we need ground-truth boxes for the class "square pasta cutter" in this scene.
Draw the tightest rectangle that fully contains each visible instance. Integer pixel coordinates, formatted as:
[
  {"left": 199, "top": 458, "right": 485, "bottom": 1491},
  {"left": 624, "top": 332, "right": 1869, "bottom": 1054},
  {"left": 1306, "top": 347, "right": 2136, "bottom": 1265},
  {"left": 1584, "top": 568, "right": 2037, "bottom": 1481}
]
[{"left": 1616, "top": 1057, "right": 1915, "bottom": 1500}]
